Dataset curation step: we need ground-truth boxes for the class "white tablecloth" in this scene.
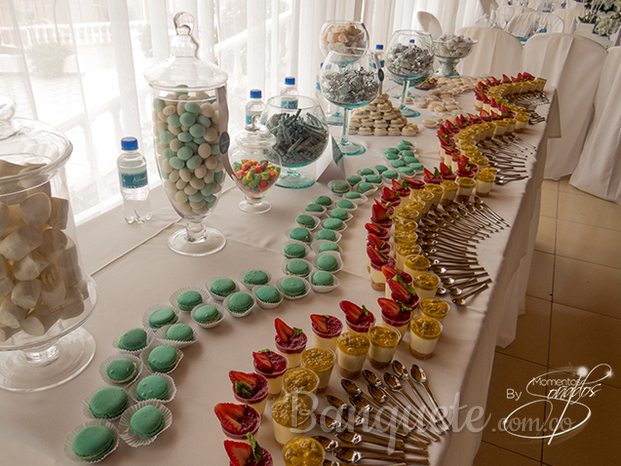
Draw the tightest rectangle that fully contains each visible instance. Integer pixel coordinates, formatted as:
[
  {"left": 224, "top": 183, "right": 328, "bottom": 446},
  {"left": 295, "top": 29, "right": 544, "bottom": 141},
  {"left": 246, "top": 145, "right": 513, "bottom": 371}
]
[{"left": 0, "top": 85, "right": 558, "bottom": 466}]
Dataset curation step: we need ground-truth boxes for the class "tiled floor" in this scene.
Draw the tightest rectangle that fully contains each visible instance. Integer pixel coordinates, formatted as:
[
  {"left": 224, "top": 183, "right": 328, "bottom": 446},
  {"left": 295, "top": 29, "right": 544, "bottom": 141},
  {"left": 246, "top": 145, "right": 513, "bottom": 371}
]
[{"left": 474, "top": 177, "right": 621, "bottom": 466}]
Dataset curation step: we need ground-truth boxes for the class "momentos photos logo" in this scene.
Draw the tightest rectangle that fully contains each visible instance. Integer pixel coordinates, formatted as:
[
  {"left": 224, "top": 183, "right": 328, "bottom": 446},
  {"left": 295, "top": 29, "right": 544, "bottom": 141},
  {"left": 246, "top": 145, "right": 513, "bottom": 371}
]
[{"left": 502, "top": 363, "right": 612, "bottom": 444}]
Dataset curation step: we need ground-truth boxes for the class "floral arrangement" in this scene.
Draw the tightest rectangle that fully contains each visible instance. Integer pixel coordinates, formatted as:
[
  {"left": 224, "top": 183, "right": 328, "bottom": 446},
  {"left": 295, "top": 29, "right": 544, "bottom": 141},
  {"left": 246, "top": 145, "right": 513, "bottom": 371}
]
[{"left": 577, "top": 0, "right": 621, "bottom": 36}]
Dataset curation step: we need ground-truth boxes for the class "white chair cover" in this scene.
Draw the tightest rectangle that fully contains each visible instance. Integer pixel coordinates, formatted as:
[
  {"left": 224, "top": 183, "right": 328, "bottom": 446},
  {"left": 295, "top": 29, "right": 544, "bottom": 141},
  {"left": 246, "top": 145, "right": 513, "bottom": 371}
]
[
  {"left": 456, "top": 26, "right": 524, "bottom": 76},
  {"left": 522, "top": 33, "right": 608, "bottom": 179},
  {"left": 552, "top": 8, "right": 584, "bottom": 33},
  {"left": 416, "top": 11, "right": 443, "bottom": 39},
  {"left": 506, "top": 12, "right": 565, "bottom": 36},
  {"left": 570, "top": 47, "right": 621, "bottom": 203}
]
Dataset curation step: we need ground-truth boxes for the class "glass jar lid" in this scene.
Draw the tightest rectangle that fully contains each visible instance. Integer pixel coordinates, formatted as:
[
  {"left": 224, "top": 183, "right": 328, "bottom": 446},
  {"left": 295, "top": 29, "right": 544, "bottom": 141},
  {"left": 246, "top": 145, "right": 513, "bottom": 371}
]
[
  {"left": 235, "top": 118, "right": 276, "bottom": 151},
  {"left": 0, "top": 96, "right": 72, "bottom": 192},
  {"left": 144, "top": 12, "right": 228, "bottom": 92}
]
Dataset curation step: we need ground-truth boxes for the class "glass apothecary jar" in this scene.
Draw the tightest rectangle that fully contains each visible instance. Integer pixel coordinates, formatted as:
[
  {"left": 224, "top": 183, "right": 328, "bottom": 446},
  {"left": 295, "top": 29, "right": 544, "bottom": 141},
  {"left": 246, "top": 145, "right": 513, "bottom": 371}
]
[
  {"left": 0, "top": 96, "right": 98, "bottom": 392},
  {"left": 144, "top": 11, "right": 230, "bottom": 256}
]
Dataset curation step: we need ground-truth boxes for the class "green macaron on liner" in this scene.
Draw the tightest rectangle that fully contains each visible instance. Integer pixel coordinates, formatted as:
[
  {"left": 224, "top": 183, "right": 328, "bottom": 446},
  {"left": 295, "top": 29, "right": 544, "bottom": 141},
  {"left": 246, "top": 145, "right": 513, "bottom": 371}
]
[
  {"left": 175, "top": 289, "right": 204, "bottom": 312},
  {"left": 331, "top": 181, "right": 350, "bottom": 194},
  {"left": 131, "top": 405, "right": 165, "bottom": 437},
  {"left": 295, "top": 214, "right": 317, "bottom": 229},
  {"left": 285, "top": 259, "right": 310, "bottom": 277},
  {"left": 227, "top": 291, "right": 255, "bottom": 313},
  {"left": 147, "top": 307, "right": 178, "bottom": 329},
  {"left": 88, "top": 386, "right": 129, "bottom": 420},
  {"left": 335, "top": 199, "right": 355, "bottom": 210},
  {"left": 382, "top": 170, "right": 399, "bottom": 180},
  {"left": 346, "top": 174, "right": 362, "bottom": 186},
  {"left": 283, "top": 242, "right": 308, "bottom": 259},
  {"left": 69, "top": 422, "right": 117, "bottom": 462},
  {"left": 358, "top": 168, "right": 375, "bottom": 176},
  {"left": 146, "top": 345, "right": 180, "bottom": 373},
  {"left": 316, "top": 254, "right": 340, "bottom": 272},
  {"left": 241, "top": 269, "right": 270, "bottom": 287},
  {"left": 314, "top": 195, "right": 333, "bottom": 206},
  {"left": 311, "top": 270, "right": 335, "bottom": 287},
  {"left": 209, "top": 278, "right": 238, "bottom": 298},
  {"left": 119, "top": 401, "right": 172, "bottom": 447},
  {"left": 304, "top": 203, "right": 324, "bottom": 213},
  {"left": 357, "top": 182, "right": 375, "bottom": 193},
  {"left": 344, "top": 191, "right": 362, "bottom": 200},
  {"left": 255, "top": 285, "right": 282, "bottom": 304},
  {"left": 164, "top": 323, "right": 194, "bottom": 342},
  {"left": 135, "top": 375, "right": 170, "bottom": 402},
  {"left": 373, "top": 165, "right": 388, "bottom": 174},
  {"left": 105, "top": 357, "right": 139, "bottom": 384},
  {"left": 278, "top": 276, "right": 307, "bottom": 298},
  {"left": 289, "top": 227, "right": 312, "bottom": 243},
  {"left": 318, "top": 242, "right": 340, "bottom": 254},
  {"left": 323, "top": 218, "right": 345, "bottom": 231},
  {"left": 315, "top": 229, "right": 338, "bottom": 242},
  {"left": 192, "top": 304, "right": 223, "bottom": 327},
  {"left": 117, "top": 328, "right": 149, "bottom": 352}
]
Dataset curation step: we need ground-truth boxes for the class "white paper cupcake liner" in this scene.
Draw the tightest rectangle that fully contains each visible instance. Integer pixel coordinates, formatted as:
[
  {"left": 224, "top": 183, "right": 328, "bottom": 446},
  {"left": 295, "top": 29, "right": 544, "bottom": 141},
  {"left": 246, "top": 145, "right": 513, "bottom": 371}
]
[
  {"left": 327, "top": 179, "right": 351, "bottom": 196},
  {"left": 310, "top": 240, "right": 342, "bottom": 255},
  {"left": 64, "top": 420, "right": 119, "bottom": 463},
  {"left": 223, "top": 292, "right": 257, "bottom": 318},
  {"left": 205, "top": 276, "right": 240, "bottom": 302},
  {"left": 99, "top": 354, "right": 143, "bottom": 386},
  {"left": 252, "top": 286, "right": 284, "bottom": 309},
  {"left": 83, "top": 386, "right": 132, "bottom": 421},
  {"left": 312, "top": 229, "right": 342, "bottom": 243},
  {"left": 238, "top": 268, "right": 272, "bottom": 290},
  {"left": 309, "top": 271, "right": 341, "bottom": 293},
  {"left": 118, "top": 400, "right": 173, "bottom": 447},
  {"left": 169, "top": 287, "right": 210, "bottom": 312},
  {"left": 276, "top": 276, "right": 311, "bottom": 300},
  {"left": 282, "top": 258, "right": 313, "bottom": 279},
  {"left": 326, "top": 209, "right": 353, "bottom": 223},
  {"left": 127, "top": 373, "right": 177, "bottom": 404},
  {"left": 313, "top": 251, "right": 344, "bottom": 274},
  {"left": 140, "top": 345, "right": 184, "bottom": 375},
  {"left": 142, "top": 304, "right": 180, "bottom": 331},
  {"left": 191, "top": 301, "right": 227, "bottom": 328},
  {"left": 284, "top": 227, "right": 314, "bottom": 245},
  {"left": 112, "top": 329, "right": 154, "bottom": 355},
  {"left": 281, "top": 240, "right": 313, "bottom": 260},
  {"left": 154, "top": 323, "right": 198, "bottom": 349}
]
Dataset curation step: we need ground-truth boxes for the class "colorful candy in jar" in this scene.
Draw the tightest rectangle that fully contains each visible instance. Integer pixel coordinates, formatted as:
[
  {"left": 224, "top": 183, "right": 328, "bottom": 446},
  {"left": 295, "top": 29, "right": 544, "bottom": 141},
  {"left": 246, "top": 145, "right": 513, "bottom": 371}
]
[{"left": 233, "top": 160, "right": 281, "bottom": 194}]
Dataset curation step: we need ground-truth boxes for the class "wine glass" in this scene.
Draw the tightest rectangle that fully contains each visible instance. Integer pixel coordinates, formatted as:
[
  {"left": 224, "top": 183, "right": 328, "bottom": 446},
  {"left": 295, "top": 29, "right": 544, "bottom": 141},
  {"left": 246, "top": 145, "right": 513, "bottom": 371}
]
[
  {"left": 319, "top": 20, "right": 370, "bottom": 126},
  {"left": 386, "top": 30, "right": 434, "bottom": 118},
  {"left": 319, "top": 48, "right": 380, "bottom": 156},
  {"left": 261, "top": 96, "right": 329, "bottom": 189},
  {"left": 229, "top": 117, "right": 281, "bottom": 213}
]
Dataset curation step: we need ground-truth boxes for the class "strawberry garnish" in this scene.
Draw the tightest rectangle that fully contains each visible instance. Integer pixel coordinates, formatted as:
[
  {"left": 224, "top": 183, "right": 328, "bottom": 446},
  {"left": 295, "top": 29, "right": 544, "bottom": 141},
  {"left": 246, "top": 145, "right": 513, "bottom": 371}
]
[
  {"left": 274, "top": 318, "right": 294, "bottom": 343},
  {"left": 388, "top": 276, "right": 417, "bottom": 304},
  {"left": 214, "top": 403, "right": 246, "bottom": 434},
  {"left": 367, "top": 233, "right": 386, "bottom": 250},
  {"left": 252, "top": 351, "right": 273, "bottom": 372},
  {"left": 367, "top": 246, "right": 388, "bottom": 266},
  {"left": 377, "top": 297, "right": 403, "bottom": 318},
  {"left": 381, "top": 187, "right": 400, "bottom": 204},
  {"left": 371, "top": 202, "right": 390, "bottom": 223},
  {"left": 339, "top": 300, "right": 369, "bottom": 323},
  {"left": 381, "top": 265, "right": 412, "bottom": 284},
  {"left": 310, "top": 314, "right": 329, "bottom": 333},
  {"left": 224, "top": 440, "right": 253, "bottom": 466},
  {"left": 229, "top": 371, "right": 259, "bottom": 398}
]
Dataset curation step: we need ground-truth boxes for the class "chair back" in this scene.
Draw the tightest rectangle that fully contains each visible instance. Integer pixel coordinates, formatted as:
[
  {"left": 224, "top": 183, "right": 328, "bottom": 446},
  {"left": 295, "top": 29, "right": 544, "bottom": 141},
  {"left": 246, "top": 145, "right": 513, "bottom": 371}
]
[
  {"left": 570, "top": 46, "right": 621, "bottom": 202},
  {"left": 416, "top": 11, "right": 443, "bottom": 39},
  {"left": 551, "top": 8, "right": 584, "bottom": 33},
  {"left": 522, "top": 33, "right": 608, "bottom": 179},
  {"left": 507, "top": 12, "right": 565, "bottom": 37},
  {"left": 455, "top": 26, "right": 524, "bottom": 76}
]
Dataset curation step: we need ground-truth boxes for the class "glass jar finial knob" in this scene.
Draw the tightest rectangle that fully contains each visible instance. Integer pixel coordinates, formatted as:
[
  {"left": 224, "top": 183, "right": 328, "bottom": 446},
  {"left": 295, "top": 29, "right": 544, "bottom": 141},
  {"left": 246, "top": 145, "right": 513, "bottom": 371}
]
[{"left": 174, "top": 11, "right": 194, "bottom": 35}]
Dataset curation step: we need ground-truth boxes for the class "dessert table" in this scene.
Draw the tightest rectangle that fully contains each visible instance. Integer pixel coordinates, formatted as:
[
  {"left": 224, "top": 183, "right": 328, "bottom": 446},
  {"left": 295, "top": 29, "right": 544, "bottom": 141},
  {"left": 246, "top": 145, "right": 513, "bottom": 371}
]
[{"left": 0, "top": 83, "right": 559, "bottom": 466}]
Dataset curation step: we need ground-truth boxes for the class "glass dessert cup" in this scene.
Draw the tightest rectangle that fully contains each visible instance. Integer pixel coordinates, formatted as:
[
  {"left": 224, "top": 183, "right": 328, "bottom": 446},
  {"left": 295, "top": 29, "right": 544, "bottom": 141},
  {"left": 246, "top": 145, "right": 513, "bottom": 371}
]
[
  {"left": 271, "top": 393, "right": 311, "bottom": 447},
  {"left": 301, "top": 346, "right": 335, "bottom": 392},
  {"left": 320, "top": 48, "right": 380, "bottom": 156},
  {"left": 409, "top": 316, "right": 443, "bottom": 359},
  {"left": 367, "top": 325, "right": 402, "bottom": 370},
  {"left": 0, "top": 97, "right": 98, "bottom": 392},
  {"left": 386, "top": 30, "right": 435, "bottom": 118},
  {"left": 336, "top": 332, "right": 370, "bottom": 379},
  {"left": 262, "top": 96, "right": 328, "bottom": 189},
  {"left": 144, "top": 12, "right": 230, "bottom": 256},
  {"left": 319, "top": 20, "right": 369, "bottom": 127},
  {"left": 433, "top": 39, "right": 478, "bottom": 78},
  {"left": 283, "top": 437, "right": 325, "bottom": 466},
  {"left": 229, "top": 118, "right": 280, "bottom": 214}
]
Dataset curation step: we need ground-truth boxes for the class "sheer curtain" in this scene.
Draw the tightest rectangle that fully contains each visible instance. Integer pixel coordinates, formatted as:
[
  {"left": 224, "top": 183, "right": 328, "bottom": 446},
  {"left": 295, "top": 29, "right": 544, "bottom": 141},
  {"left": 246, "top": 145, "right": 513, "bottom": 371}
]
[{"left": 0, "top": 0, "right": 481, "bottom": 224}]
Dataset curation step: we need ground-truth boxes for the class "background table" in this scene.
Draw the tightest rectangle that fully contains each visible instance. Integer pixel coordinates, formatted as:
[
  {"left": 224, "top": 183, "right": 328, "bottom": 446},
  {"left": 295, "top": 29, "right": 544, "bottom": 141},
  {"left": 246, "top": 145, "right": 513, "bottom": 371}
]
[{"left": 0, "top": 84, "right": 558, "bottom": 466}]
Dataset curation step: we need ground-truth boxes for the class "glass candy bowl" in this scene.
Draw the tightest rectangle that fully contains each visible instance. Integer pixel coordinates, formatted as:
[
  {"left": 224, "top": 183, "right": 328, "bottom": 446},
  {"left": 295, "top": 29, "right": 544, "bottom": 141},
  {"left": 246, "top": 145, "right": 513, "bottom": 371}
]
[
  {"left": 262, "top": 96, "right": 328, "bottom": 189},
  {"left": 434, "top": 36, "right": 478, "bottom": 78},
  {"left": 386, "top": 30, "right": 435, "bottom": 118},
  {"left": 229, "top": 118, "right": 281, "bottom": 213},
  {"left": 0, "top": 97, "right": 97, "bottom": 392},
  {"left": 320, "top": 49, "right": 380, "bottom": 156},
  {"left": 144, "top": 12, "right": 229, "bottom": 256}
]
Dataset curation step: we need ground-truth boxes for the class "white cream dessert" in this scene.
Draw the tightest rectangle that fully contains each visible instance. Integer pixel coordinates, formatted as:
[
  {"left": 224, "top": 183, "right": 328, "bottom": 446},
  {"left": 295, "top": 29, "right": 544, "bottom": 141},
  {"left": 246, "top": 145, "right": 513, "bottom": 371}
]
[
  {"left": 409, "top": 316, "right": 443, "bottom": 359},
  {"left": 476, "top": 169, "right": 496, "bottom": 197},
  {"left": 367, "top": 325, "right": 401, "bottom": 370},
  {"left": 271, "top": 394, "right": 310, "bottom": 446},
  {"left": 301, "top": 347, "right": 335, "bottom": 392},
  {"left": 336, "top": 332, "right": 370, "bottom": 379},
  {"left": 412, "top": 272, "right": 440, "bottom": 300},
  {"left": 456, "top": 177, "right": 475, "bottom": 202}
]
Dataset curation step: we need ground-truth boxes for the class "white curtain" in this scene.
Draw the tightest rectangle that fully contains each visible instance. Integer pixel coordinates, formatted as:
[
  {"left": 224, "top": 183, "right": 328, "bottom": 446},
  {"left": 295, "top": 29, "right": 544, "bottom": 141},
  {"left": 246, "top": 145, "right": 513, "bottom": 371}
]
[{"left": 0, "top": 0, "right": 480, "bottom": 224}]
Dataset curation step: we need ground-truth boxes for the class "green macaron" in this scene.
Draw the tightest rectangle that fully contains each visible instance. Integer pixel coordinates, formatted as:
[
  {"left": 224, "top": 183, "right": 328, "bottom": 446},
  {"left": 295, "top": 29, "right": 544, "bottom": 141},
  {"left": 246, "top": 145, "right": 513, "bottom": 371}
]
[
  {"left": 315, "top": 229, "right": 337, "bottom": 241},
  {"left": 318, "top": 242, "right": 340, "bottom": 254},
  {"left": 227, "top": 292, "right": 254, "bottom": 314},
  {"left": 335, "top": 199, "right": 355, "bottom": 209},
  {"left": 284, "top": 242, "right": 307, "bottom": 258},
  {"left": 279, "top": 277, "right": 307, "bottom": 297},
  {"left": 317, "top": 255, "right": 339, "bottom": 272},
  {"left": 106, "top": 358, "right": 138, "bottom": 384},
  {"left": 312, "top": 271, "right": 335, "bottom": 287},
  {"left": 176, "top": 290, "right": 203, "bottom": 311},
  {"left": 118, "top": 328, "right": 148, "bottom": 351},
  {"left": 136, "top": 375, "right": 169, "bottom": 401},
  {"left": 89, "top": 386, "right": 129, "bottom": 419},
  {"left": 289, "top": 227, "right": 311, "bottom": 243},
  {"left": 255, "top": 285, "right": 281, "bottom": 303},
  {"left": 130, "top": 405, "right": 165, "bottom": 437},
  {"left": 147, "top": 345, "right": 178, "bottom": 373},
  {"left": 329, "top": 209, "right": 349, "bottom": 221},
  {"left": 242, "top": 270, "right": 269, "bottom": 287},
  {"left": 148, "top": 308, "right": 178, "bottom": 329},
  {"left": 315, "top": 195, "right": 333, "bottom": 206},
  {"left": 165, "top": 323, "right": 194, "bottom": 342},
  {"left": 210, "top": 278, "right": 237, "bottom": 298},
  {"left": 72, "top": 424, "right": 116, "bottom": 461},
  {"left": 193, "top": 305, "right": 221, "bottom": 324},
  {"left": 322, "top": 218, "right": 344, "bottom": 231},
  {"left": 285, "top": 259, "right": 310, "bottom": 277}
]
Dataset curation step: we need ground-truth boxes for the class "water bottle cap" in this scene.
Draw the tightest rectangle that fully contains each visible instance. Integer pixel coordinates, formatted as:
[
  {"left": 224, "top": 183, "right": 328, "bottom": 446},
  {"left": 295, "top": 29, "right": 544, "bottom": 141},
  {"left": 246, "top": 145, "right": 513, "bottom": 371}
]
[
  {"left": 250, "top": 89, "right": 262, "bottom": 99},
  {"left": 284, "top": 76, "right": 296, "bottom": 85},
  {"left": 121, "top": 137, "right": 138, "bottom": 151},
  {"left": 375, "top": 44, "right": 384, "bottom": 50}
]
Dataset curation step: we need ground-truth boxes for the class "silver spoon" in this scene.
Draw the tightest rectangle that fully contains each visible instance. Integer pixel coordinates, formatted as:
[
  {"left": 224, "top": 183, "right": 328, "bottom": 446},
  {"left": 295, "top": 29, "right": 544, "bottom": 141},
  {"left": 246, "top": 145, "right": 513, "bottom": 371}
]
[
  {"left": 432, "top": 265, "right": 485, "bottom": 274},
  {"left": 452, "top": 282, "right": 489, "bottom": 305},
  {"left": 392, "top": 361, "right": 443, "bottom": 427},
  {"left": 449, "top": 277, "right": 492, "bottom": 296},
  {"left": 336, "top": 431, "right": 426, "bottom": 457},
  {"left": 323, "top": 460, "right": 408, "bottom": 466},
  {"left": 348, "top": 395, "right": 414, "bottom": 439},
  {"left": 314, "top": 435, "right": 406, "bottom": 457},
  {"left": 335, "top": 448, "right": 429, "bottom": 465},
  {"left": 325, "top": 395, "right": 366, "bottom": 427},
  {"left": 410, "top": 365, "right": 451, "bottom": 431},
  {"left": 317, "top": 413, "right": 404, "bottom": 447}
]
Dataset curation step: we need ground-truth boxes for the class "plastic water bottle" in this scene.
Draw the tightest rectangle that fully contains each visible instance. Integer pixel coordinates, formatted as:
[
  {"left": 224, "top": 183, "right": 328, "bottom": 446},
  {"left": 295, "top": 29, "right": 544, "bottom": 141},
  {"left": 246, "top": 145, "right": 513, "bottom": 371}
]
[
  {"left": 375, "top": 44, "right": 385, "bottom": 67},
  {"left": 280, "top": 76, "right": 298, "bottom": 109},
  {"left": 117, "top": 136, "right": 151, "bottom": 224},
  {"left": 245, "top": 89, "right": 264, "bottom": 126}
]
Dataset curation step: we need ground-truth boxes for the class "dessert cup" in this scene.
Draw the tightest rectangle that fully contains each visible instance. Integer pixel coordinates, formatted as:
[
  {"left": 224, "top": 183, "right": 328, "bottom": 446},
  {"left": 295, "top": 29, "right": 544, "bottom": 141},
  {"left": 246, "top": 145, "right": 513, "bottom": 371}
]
[
  {"left": 336, "top": 332, "right": 370, "bottom": 379},
  {"left": 409, "top": 316, "right": 443, "bottom": 359},
  {"left": 367, "top": 325, "right": 402, "bottom": 370},
  {"left": 301, "top": 347, "right": 335, "bottom": 392}
]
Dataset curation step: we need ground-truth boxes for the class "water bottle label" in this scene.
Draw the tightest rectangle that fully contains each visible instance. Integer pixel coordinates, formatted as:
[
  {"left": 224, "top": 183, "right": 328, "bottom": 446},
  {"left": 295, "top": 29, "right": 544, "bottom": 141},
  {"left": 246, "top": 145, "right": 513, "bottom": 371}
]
[
  {"left": 120, "top": 171, "right": 148, "bottom": 189},
  {"left": 281, "top": 99, "right": 298, "bottom": 109}
]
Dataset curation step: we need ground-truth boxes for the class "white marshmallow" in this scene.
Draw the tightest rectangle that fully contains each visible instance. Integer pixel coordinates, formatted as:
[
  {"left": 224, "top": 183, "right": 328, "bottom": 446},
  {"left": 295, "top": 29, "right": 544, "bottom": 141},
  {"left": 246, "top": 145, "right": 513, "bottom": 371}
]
[
  {"left": 48, "top": 197, "right": 69, "bottom": 230},
  {"left": 0, "top": 204, "right": 9, "bottom": 237},
  {"left": 60, "top": 287, "right": 85, "bottom": 319},
  {"left": 0, "top": 325, "right": 17, "bottom": 342},
  {"left": 12, "top": 250, "right": 49, "bottom": 281},
  {"left": 0, "top": 225, "right": 43, "bottom": 261},
  {"left": 0, "top": 298, "right": 27, "bottom": 329},
  {"left": 39, "top": 228, "right": 68, "bottom": 262},
  {"left": 21, "top": 304, "right": 62, "bottom": 336},
  {"left": 57, "top": 239, "right": 83, "bottom": 288},
  {"left": 0, "top": 276, "right": 13, "bottom": 300},
  {"left": 11, "top": 280, "right": 42, "bottom": 309}
]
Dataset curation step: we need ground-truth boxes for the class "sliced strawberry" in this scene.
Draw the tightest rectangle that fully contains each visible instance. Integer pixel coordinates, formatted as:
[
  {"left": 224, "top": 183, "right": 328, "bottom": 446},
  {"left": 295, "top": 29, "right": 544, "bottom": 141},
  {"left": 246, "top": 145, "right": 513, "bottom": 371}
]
[
  {"left": 381, "top": 265, "right": 399, "bottom": 281},
  {"left": 371, "top": 202, "right": 390, "bottom": 223},
  {"left": 391, "top": 180, "right": 404, "bottom": 192},
  {"left": 229, "top": 371, "right": 259, "bottom": 397},
  {"left": 224, "top": 440, "right": 253, "bottom": 466},
  {"left": 364, "top": 222, "right": 383, "bottom": 236},
  {"left": 381, "top": 187, "right": 399, "bottom": 203},
  {"left": 423, "top": 168, "right": 434, "bottom": 179},
  {"left": 274, "top": 318, "right": 294, "bottom": 343},
  {"left": 214, "top": 403, "right": 246, "bottom": 434},
  {"left": 367, "top": 246, "right": 388, "bottom": 266},
  {"left": 252, "top": 351, "right": 273, "bottom": 372},
  {"left": 388, "top": 277, "right": 417, "bottom": 303},
  {"left": 310, "top": 314, "right": 328, "bottom": 333},
  {"left": 439, "top": 162, "right": 453, "bottom": 177},
  {"left": 366, "top": 233, "right": 385, "bottom": 250},
  {"left": 340, "top": 300, "right": 366, "bottom": 322},
  {"left": 377, "top": 297, "right": 402, "bottom": 318}
]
